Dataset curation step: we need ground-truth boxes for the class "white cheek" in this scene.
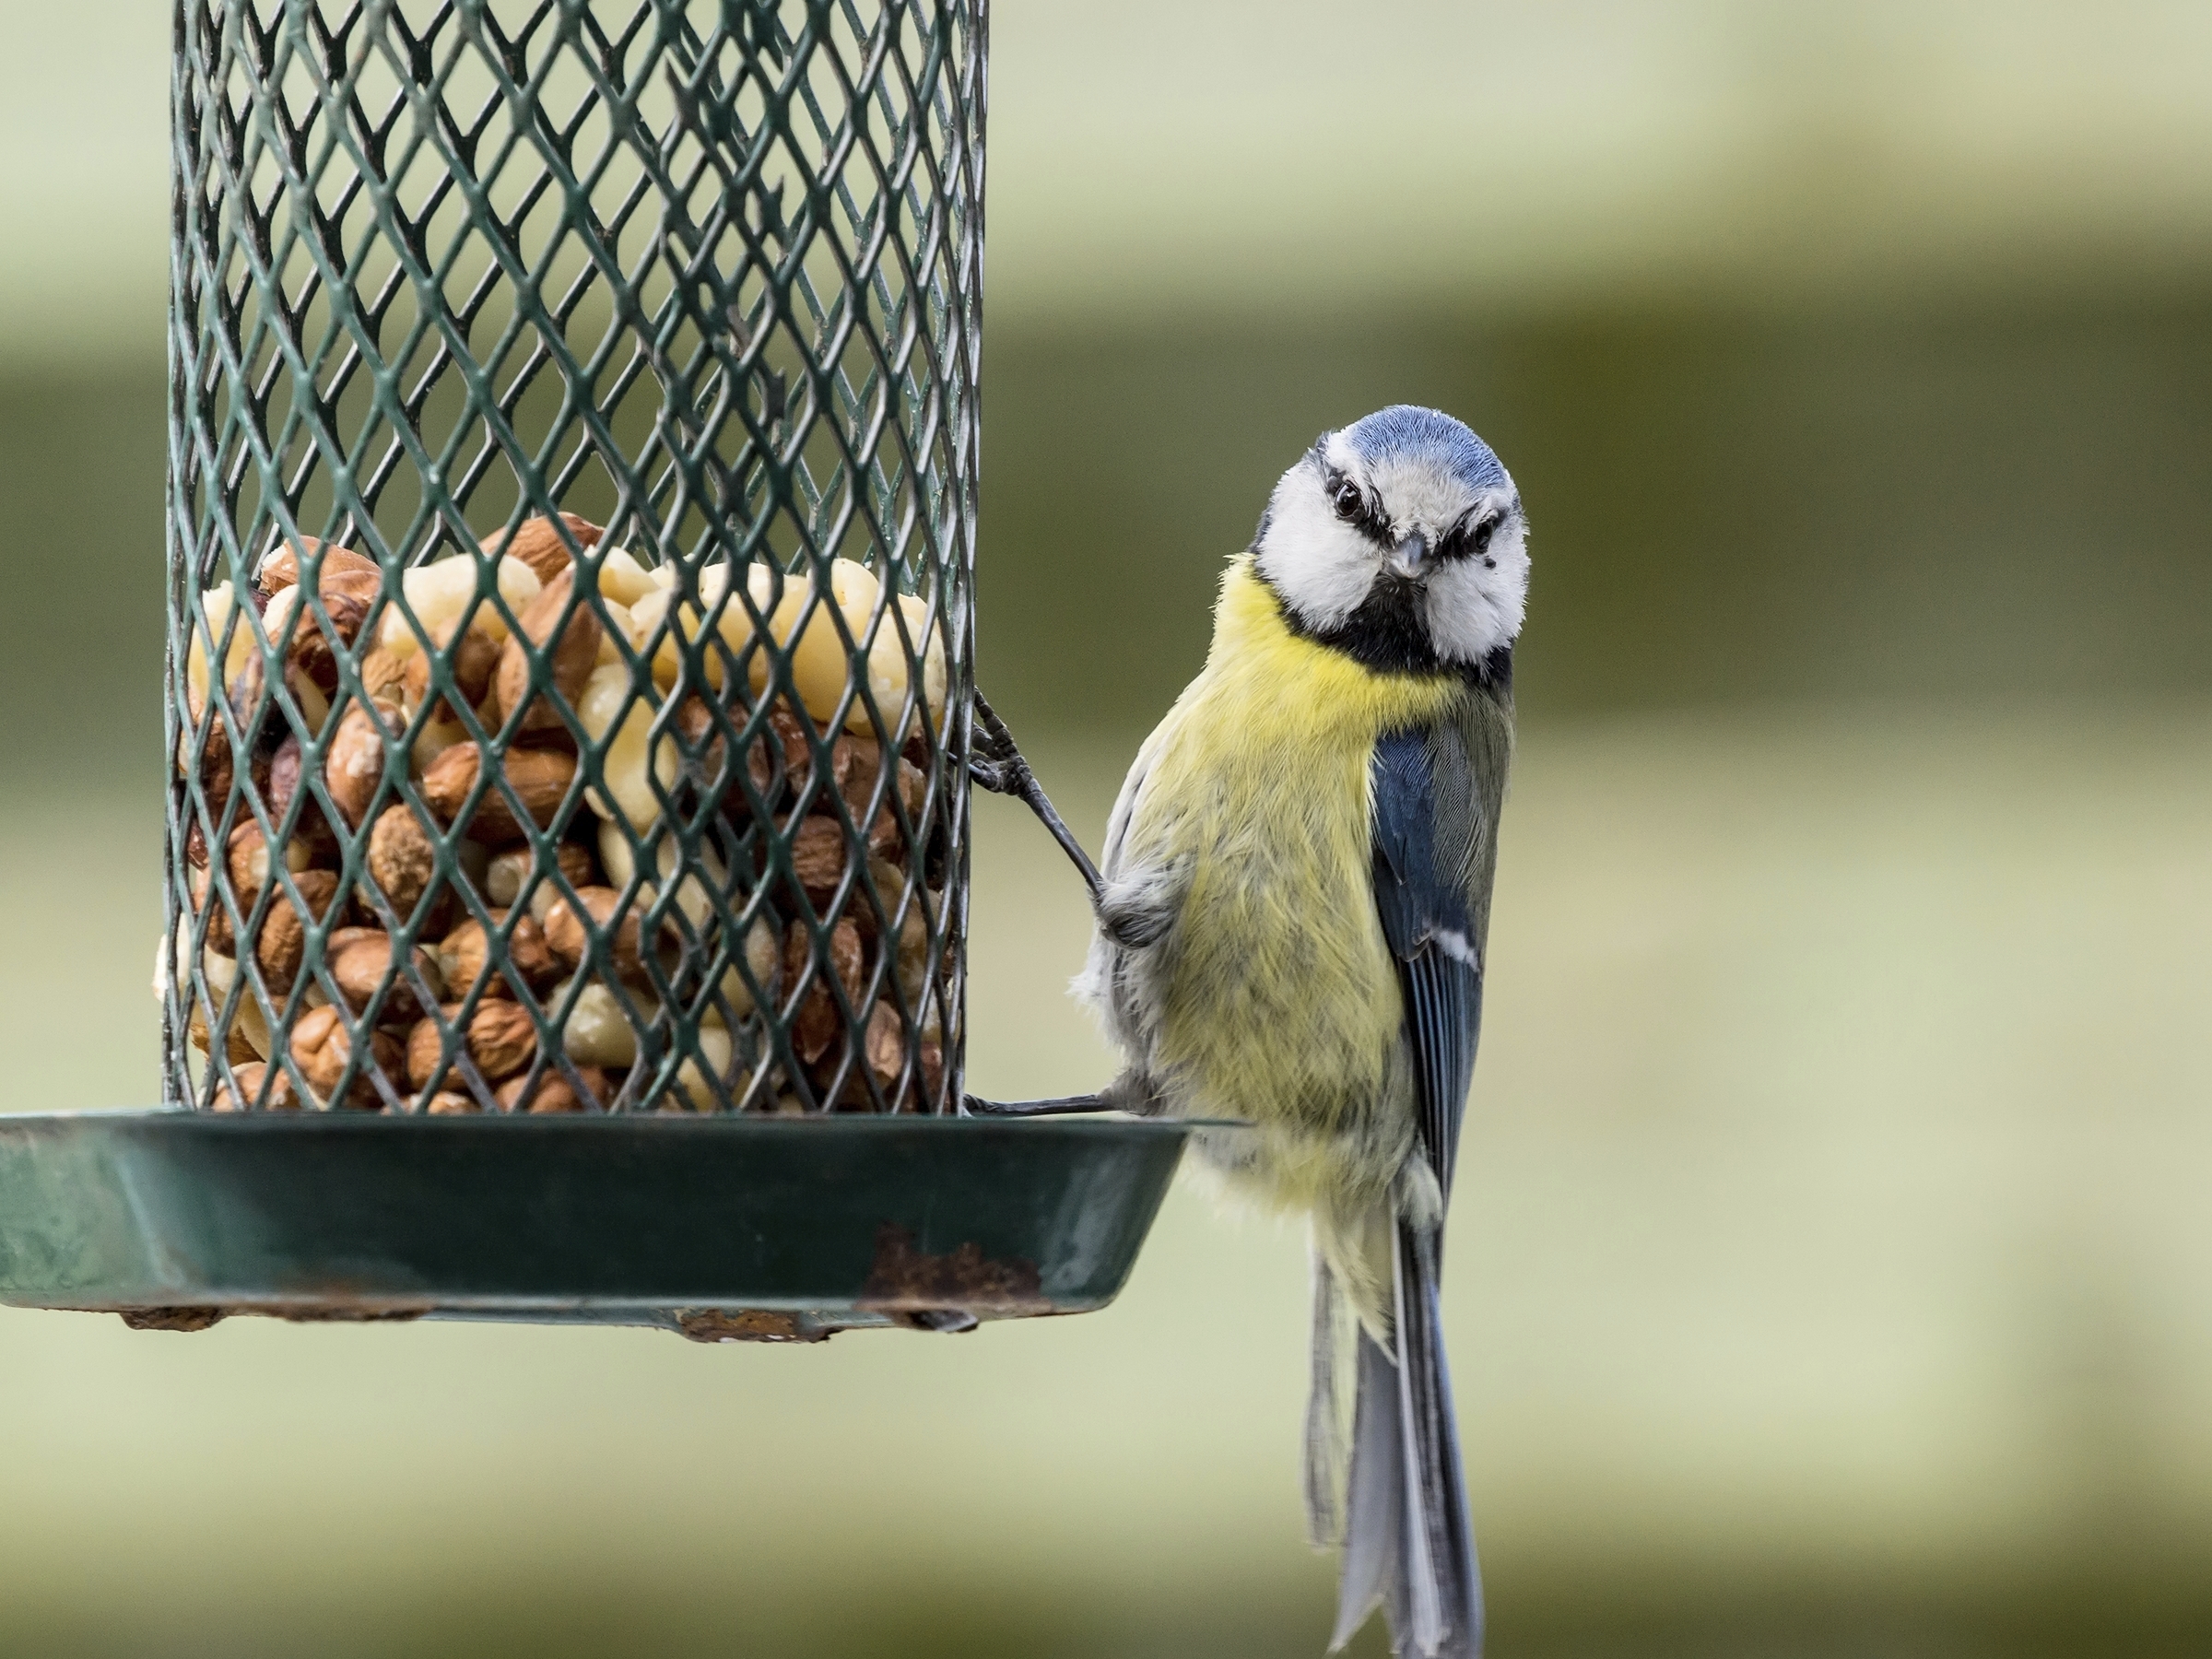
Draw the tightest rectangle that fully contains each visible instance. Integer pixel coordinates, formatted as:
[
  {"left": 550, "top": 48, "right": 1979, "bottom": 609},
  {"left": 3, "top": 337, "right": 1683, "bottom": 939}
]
[
  {"left": 1255, "top": 486, "right": 1379, "bottom": 629},
  {"left": 1424, "top": 522, "right": 1529, "bottom": 665}
]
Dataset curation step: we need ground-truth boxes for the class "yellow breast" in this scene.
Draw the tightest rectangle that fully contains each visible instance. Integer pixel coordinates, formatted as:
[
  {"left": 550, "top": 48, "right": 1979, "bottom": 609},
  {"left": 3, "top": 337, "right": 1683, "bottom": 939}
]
[{"left": 1119, "top": 559, "right": 1461, "bottom": 1198}]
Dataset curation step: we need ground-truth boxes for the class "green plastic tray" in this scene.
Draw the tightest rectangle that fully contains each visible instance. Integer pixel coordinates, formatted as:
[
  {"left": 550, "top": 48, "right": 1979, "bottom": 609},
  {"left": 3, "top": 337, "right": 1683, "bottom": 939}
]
[{"left": 0, "top": 1112, "right": 1190, "bottom": 1341}]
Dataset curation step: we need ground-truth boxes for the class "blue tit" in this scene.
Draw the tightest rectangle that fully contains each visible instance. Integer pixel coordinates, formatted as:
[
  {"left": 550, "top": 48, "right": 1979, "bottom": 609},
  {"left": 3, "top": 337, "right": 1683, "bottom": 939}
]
[{"left": 1076, "top": 406, "right": 1526, "bottom": 1659}]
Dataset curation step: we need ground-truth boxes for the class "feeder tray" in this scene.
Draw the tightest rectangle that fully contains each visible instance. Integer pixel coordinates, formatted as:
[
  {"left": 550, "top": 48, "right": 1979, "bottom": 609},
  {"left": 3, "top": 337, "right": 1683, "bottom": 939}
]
[
  {"left": 0, "top": 0, "right": 1193, "bottom": 1343},
  {"left": 0, "top": 1112, "right": 1191, "bottom": 1340}
]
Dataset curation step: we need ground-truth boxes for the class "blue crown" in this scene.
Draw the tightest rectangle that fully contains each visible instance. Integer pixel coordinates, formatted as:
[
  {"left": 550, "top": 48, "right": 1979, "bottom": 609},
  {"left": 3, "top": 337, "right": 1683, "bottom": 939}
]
[{"left": 1341, "top": 405, "right": 1508, "bottom": 495}]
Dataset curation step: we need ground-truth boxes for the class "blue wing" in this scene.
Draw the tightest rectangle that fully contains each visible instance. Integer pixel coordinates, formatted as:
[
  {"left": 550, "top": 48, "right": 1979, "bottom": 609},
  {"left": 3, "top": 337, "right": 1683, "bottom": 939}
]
[{"left": 1370, "top": 726, "right": 1486, "bottom": 1201}]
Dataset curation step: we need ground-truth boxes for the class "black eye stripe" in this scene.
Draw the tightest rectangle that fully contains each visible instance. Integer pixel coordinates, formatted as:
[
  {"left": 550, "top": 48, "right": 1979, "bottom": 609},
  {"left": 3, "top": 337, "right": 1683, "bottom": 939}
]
[{"left": 1437, "top": 510, "right": 1508, "bottom": 561}]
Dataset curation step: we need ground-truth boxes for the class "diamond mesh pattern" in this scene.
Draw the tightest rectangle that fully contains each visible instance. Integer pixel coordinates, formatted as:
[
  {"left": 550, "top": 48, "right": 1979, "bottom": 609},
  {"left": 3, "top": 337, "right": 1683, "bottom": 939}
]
[{"left": 160, "top": 0, "right": 986, "bottom": 1114}]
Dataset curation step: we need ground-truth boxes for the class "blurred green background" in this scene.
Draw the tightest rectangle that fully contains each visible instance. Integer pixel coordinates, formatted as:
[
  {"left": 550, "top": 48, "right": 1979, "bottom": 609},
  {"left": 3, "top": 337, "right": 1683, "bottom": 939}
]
[{"left": 2, "top": 2, "right": 2209, "bottom": 1654}]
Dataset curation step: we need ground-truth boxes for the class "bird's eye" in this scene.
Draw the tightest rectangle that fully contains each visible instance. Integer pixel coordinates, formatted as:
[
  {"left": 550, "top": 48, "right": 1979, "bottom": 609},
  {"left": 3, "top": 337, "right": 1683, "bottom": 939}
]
[
  {"left": 1470, "top": 515, "right": 1498, "bottom": 554},
  {"left": 1331, "top": 481, "right": 1365, "bottom": 522}
]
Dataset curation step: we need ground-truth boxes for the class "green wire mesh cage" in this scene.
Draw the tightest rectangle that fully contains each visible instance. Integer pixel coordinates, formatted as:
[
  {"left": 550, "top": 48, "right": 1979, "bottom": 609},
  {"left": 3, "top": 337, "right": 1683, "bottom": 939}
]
[{"left": 159, "top": 0, "right": 983, "bottom": 1118}]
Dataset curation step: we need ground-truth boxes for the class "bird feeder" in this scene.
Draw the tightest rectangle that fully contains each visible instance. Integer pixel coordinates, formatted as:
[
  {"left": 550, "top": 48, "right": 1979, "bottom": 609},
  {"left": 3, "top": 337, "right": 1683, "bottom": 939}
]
[{"left": 0, "top": 0, "right": 1186, "bottom": 1340}]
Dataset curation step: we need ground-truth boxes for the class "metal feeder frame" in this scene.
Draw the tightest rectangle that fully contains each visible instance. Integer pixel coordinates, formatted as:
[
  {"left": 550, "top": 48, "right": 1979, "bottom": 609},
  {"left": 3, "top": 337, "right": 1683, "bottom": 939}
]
[{"left": 0, "top": 0, "right": 1189, "bottom": 1337}]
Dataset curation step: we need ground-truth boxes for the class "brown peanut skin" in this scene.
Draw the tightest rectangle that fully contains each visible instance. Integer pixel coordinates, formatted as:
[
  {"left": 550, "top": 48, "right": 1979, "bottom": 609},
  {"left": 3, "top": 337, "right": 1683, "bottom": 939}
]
[
  {"left": 253, "top": 869, "right": 341, "bottom": 987},
  {"left": 324, "top": 700, "right": 400, "bottom": 829},
  {"left": 402, "top": 620, "right": 501, "bottom": 713},
  {"left": 440, "top": 912, "right": 561, "bottom": 995},
  {"left": 288, "top": 1005, "right": 402, "bottom": 1110},
  {"left": 419, "top": 743, "right": 575, "bottom": 845},
  {"left": 266, "top": 733, "right": 339, "bottom": 860},
  {"left": 328, "top": 931, "right": 441, "bottom": 1024},
  {"left": 542, "top": 887, "right": 643, "bottom": 978},
  {"left": 784, "top": 918, "right": 863, "bottom": 1065},
  {"left": 495, "top": 567, "right": 601, "bottom": 733},
  {"left": 406, "top": 1001, "right": 536, "bottom": 1089},
  {"left": 482, "top": 513, "right": 603, "bottom": 585},
  {"left": 367, "top": 805, "right": 437, "bottom": 917},
  {"left": 211, "top": 1062, "right": 299, "bottom": 1112},
  {"left": 788, "top": 818, "right": 848, "bottom": 904},
  {"left": 495, "top": 1065, "right": 610, "bottom": 1114},
  {"left": 257, "top": 538, "right": 379, "bottom": 597}
]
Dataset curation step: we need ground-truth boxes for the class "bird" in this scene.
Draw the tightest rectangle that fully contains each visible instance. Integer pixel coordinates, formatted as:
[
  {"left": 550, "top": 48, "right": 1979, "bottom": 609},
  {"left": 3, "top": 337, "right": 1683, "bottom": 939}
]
[{"left": 974, "top": 405, "right": 1526, "bottom": 1657}]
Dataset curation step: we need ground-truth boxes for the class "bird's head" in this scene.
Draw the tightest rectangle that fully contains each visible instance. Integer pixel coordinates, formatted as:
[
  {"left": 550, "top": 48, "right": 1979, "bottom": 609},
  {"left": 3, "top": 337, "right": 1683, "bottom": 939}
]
[{"left": 1253, "top": 405, "right": 1527, "bottom": 679}]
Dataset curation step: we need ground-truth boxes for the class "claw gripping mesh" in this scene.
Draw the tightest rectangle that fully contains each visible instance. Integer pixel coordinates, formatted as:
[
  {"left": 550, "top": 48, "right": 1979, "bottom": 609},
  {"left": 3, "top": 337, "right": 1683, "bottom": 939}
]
[{"left": 160, "top": 0, "right": 985, "bottom": 1115}]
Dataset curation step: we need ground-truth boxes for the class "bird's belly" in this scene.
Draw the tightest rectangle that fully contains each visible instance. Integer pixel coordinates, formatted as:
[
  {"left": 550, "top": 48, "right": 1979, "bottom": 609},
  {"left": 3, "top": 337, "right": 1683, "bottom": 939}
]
[{"left": 1135, "top": 755, "right": 1413, "bottom": 1209}]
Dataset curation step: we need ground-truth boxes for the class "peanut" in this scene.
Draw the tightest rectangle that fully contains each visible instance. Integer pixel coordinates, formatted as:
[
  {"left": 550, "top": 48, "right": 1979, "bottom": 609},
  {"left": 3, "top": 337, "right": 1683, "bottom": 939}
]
[
  {"left": 419, "top": 742, "right": 575, "bottom": 845},
  {"left": 328, "top": 930, "right": 443, "bottom": 1023},
  {"left": 323, "top": 699, "right": 399, "bottom": 828},
  {"left": 897, "top": 890, "right": 939, "bottom": 1006},
  {"left": 710, "top": 912, "right": 782, "bottom": 1023},
  {"left": 494, "top": 566, "right": 601, "bottom": 734},
  {"left": 784, "top": 918, "right": 863, "bottom": 1065},
  {"left": 406, "top": 1001, "right": 536, "bottom": 1088},
  {"left": 632, "top": 563, "right": 778, "bottom": 695},
  {"left": 482, "top": 512, "right": 603, "bottom": 585},
  {"left": 440, "top": 911, "right": 560, "bottom": 995},
  {"left": 254, "top": 869, "right": 341, "bottom": 988},
  {"left": 198, "top": 948, "right": 273, "bottom": 1061},
  {"left": 542, "top": 887, "right": 643, "bottom": 979},
  {"left": 496, "top": 1065, "right": 610, "bottom": 1114},
  {"left": 365, "top": 805, "right": 437, "bottom": 918},
  {"left": 289, "top": 1005, "right": 402, "bottom": 1110},
  {"left": 256, "top": 538, "right": 379, "bottom": 598},
  {"left": 212, "top": 1061, "right": 298, "bottom": 1112},
  {"left": 226, "top": 820, "right": 314, "bottom": 900},
  {"left": 421, "top": 1090, "right": 478, "bottom": 1115},
  {"left": 864, "top": 1003, "right": 907, "bottom": 1098},
  {"left": 826, "top": 732, "right": 926, "bottom": 861},
  {"left": 788, "top": 817, "right": 848, "bottom": 904}
]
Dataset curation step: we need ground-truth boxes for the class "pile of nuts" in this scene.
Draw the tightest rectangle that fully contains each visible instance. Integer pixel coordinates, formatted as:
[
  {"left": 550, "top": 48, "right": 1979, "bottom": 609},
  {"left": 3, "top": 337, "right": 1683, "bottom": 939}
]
[{"left": 163, "top": 514, "right": 952, "bottom": 1114}]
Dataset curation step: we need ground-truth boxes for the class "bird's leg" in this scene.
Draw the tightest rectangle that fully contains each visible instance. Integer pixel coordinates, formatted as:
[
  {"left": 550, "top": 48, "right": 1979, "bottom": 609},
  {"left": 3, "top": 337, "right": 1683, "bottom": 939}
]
[
  {"left": 959, "top": 1092, "right": 1111, "bottom": 1118},
  {"left": 967, "top": 688, "right": 1103, "bottom": 901}
]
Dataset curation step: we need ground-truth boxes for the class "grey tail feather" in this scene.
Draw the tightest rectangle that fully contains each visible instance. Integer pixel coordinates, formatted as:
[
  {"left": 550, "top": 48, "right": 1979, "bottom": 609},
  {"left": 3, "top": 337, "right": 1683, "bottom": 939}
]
[
  {"left": 1328, "top": 1222, "right": 1483, "bottom": 1658},
  {"left": 1305, "top": 1247, "right": 1349, "bottom": 1548}
]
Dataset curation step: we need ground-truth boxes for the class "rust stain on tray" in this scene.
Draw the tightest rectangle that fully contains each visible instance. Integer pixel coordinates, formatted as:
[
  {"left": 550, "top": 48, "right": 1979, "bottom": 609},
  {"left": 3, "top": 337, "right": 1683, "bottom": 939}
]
[
  {"left": 118, "top": 1306, "right": 228, "bottom": 1333},
  {"left": 857, "top": 1222, "right": 1051, "bottom": 1316},
  {"left": 676, "top": 1309, "right": 833, "bottom": 1344},
  {"left": 98, "top": 1303, "right": 430, "bottom": 1330}
]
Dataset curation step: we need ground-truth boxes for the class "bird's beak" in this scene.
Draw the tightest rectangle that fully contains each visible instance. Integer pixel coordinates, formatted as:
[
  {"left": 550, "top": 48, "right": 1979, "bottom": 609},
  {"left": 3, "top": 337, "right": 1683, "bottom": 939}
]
[{"left": 1389, "top": 531, "right": 1429, "bottom": 580}]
